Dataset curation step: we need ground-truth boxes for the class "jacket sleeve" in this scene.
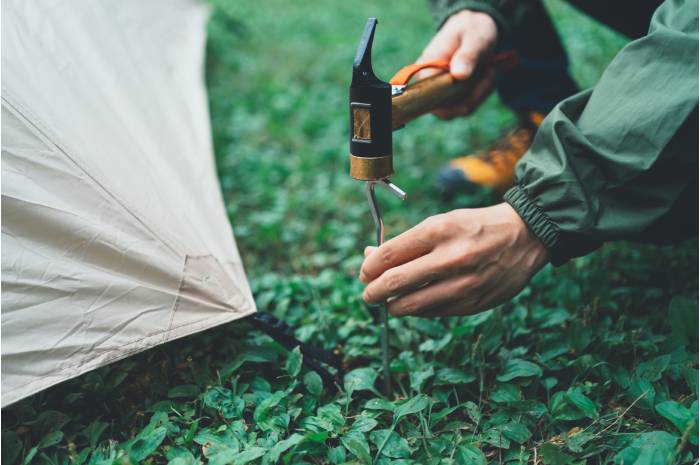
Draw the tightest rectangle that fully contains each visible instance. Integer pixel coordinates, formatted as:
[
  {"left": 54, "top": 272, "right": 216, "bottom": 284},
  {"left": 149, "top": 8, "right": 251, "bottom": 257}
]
[
  {"left": 425, "top": 0, "right": 535, "bottom": 38},
  {"left": 503, "top": 0, "right": 699, "bottom": 265}
]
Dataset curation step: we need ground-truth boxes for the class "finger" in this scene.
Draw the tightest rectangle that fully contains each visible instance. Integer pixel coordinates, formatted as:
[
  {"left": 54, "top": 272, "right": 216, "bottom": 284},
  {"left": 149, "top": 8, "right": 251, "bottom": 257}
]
[
  {"left": 364, "top": 246, "right": 377, "bottom": 258},
  {"left": 416, "top": 270, "right": 505, "bottom": 317},
  {"left": 359, "top": 221, "right": 435, "bottom": 283},
  {"left": 418, "top": 28, "right": 458, "bottom": 64},
  {"left": 362, "top": 251, "right": 446, "bottom": 305},
  {"left": 387, "top": 274, "right": 475, "bottom": 317},
  {"left": 415, "top": 66, "right": 443, "bottom": 82},
  {"left": 415, "top": 29, "right": 459, "bottom": 81},
  {"left": 449, "top": 42, "right": 480, "bottom": 80}
]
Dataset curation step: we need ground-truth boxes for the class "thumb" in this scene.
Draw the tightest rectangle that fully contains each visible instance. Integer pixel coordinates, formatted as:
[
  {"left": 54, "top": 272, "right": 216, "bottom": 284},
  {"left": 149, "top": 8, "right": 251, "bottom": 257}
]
[{"left": 449, "top": 42, "right": 480, "bottom": 80}]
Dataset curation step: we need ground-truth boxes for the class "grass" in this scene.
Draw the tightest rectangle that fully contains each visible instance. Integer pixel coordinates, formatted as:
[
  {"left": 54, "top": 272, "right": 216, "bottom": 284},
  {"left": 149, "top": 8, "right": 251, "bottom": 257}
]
[{"left": 3, "top": 1, "right": 698, "bottom": 464}]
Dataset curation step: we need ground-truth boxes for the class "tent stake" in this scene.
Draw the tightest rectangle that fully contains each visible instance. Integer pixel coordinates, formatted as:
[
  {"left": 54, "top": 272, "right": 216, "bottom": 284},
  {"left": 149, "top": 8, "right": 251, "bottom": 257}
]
[{"left": 365, "top": 179, "right": 406, "bottom": 397}]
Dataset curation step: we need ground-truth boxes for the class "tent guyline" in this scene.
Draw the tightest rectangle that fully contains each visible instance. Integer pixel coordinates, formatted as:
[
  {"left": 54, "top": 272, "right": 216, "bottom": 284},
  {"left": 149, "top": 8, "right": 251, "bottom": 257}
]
[{"left": 247, "top": 313, "right": 343, "bottom": 391}]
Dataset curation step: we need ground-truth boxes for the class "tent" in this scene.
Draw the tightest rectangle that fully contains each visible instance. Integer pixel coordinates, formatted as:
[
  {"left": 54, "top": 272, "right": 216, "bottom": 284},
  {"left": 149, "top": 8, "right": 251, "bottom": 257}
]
[{"left": 1, "top": 0, "right": 258, "bottom": 407}]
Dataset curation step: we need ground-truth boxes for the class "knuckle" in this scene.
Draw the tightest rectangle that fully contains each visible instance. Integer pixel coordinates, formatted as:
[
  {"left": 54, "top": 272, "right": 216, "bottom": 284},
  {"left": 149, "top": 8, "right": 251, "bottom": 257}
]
[
  {"left": 379, "top": 245, "right": 393, "bottom": 266},
  {"left": 384, "top": 270, "right": 403, "bottom": 294},
  {"left": 390, "top": 297, "right": 417, "bottom": 316},
  {"left": 422, "top": 215, "right": 449, "bottom": 240},
  {"left": 420, "top": 215, "right": 439, "bottom": 229},
  {"left": 456, "top": 244, "right": 476, "bottom": 264},
  {"left": 440, "top": 243, "right": 474, "bottom": 270},
  {"left": 438, "top": 244, "right": 477, "bottom": 274},
  {"left": 447, "top": 244, "right": 477, "bottom": 270}
]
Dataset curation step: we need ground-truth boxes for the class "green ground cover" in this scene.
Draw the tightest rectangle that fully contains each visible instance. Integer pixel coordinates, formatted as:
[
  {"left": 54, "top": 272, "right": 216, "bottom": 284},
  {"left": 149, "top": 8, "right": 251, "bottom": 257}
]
[{"left": 3, "top": 1, "right": 698, "bottom": 464}]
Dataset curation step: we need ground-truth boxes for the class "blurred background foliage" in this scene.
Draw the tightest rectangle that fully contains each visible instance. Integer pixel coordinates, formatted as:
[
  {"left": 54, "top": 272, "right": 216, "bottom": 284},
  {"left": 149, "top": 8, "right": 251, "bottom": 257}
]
[{"left": 2, "top": 1, "right": 697, "bottom": 464}]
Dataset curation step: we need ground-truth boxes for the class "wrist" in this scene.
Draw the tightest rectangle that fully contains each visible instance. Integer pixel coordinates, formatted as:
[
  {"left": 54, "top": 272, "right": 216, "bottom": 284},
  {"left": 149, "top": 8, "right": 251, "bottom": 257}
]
[{"left": 498, "top": 202, "right": 550, "bottom": 269}]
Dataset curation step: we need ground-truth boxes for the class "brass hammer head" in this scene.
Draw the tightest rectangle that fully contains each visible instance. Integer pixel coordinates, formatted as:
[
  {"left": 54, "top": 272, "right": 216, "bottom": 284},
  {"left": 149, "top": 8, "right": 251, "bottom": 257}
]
[{"left": 348, "top": 18, "right": 393, "bottom": 181}]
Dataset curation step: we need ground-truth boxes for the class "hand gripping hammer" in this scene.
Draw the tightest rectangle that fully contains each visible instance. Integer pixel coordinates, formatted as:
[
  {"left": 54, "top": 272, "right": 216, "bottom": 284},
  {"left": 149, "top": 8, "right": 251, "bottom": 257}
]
[{"left": 348, "top": 18, "right": 516, "bottom": 396}]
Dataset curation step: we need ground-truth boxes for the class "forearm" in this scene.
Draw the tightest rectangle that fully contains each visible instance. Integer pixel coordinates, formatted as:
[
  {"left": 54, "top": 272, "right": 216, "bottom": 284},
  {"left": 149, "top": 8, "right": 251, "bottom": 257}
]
[{"left": 504, "top": 0, "right": 699, "bottom": 264}]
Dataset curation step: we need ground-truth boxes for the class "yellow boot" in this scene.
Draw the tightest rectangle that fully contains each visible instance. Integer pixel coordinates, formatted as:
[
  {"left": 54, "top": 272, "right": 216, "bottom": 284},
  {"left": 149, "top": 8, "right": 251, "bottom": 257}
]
[{"left": 438, "top": 112, "right": 544, "bottom": 194}]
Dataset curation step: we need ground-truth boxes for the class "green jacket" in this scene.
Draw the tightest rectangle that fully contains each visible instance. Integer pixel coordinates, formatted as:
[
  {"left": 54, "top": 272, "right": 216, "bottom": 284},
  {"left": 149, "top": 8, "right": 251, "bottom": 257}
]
[
  {"left": 427, "top": 0, "right": 527, "bottom": 36},
  {"left": 428, "top": 0, "right": 699, "bottom": 264}
]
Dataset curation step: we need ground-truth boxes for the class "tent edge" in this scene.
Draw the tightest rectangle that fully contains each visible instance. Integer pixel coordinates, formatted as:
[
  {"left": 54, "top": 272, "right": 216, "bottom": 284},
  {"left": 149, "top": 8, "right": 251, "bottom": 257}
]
[{"left": 1, "top": 307, "right": 256, "bottom": 408}]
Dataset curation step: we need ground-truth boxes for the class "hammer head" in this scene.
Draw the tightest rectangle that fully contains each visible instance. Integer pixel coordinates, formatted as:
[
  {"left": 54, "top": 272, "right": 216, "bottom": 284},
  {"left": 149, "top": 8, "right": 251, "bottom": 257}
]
[{"left": 349, "top": 18, "right": 393, "bottom": 181}]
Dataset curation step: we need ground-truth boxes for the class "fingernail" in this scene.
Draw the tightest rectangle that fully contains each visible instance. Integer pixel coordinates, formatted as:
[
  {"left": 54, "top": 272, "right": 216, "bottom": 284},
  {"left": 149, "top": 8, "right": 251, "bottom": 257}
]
[{"left": 451, "top": 62, "right": 471, "bottom": 77}]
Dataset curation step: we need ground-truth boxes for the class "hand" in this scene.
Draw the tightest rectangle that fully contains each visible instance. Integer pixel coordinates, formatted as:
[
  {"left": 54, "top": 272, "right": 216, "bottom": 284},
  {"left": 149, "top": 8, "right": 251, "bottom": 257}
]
[
  {"left": 416, "top": 9, "right": 498, "bottom": 119},
  {"left": 359, "top": 203, "right": 548, "bottom": 317}
]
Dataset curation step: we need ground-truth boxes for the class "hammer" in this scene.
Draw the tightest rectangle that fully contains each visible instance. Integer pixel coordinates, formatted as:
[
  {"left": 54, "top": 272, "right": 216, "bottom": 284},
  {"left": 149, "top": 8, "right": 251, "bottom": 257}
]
[{"left": 348, "top": 18, "right": 515, "bottom": 395}]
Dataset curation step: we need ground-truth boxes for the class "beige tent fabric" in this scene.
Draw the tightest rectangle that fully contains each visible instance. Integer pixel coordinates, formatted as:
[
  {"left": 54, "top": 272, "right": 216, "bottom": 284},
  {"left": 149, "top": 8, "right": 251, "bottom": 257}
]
[{"left": 1, "top": 0, "right": 256, "bottom": 407}]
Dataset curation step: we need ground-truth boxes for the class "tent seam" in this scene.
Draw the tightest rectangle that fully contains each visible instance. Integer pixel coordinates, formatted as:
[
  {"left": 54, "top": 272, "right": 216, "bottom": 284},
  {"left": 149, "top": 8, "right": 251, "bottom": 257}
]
[
  {"left": 1, "top": 93, "right": 182, "bottom": 257},
  {"left": 166, "top": 254, "right": 190, "bottom": 339}
]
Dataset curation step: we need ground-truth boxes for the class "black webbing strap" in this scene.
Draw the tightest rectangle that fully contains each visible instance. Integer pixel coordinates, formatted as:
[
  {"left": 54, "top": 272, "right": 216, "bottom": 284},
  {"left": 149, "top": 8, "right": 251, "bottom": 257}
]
[{"left": 247, "top": 312, "right": 343, "bottom": 391}]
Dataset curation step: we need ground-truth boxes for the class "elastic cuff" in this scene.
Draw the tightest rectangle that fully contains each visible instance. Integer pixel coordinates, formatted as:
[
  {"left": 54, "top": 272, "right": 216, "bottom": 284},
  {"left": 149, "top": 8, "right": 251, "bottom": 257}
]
[
  {"left": 433, "top": 1, "right": 508, "bottom": 38},
  {"left": 503, "top": 184, "right": 559, "bottom": 251}
]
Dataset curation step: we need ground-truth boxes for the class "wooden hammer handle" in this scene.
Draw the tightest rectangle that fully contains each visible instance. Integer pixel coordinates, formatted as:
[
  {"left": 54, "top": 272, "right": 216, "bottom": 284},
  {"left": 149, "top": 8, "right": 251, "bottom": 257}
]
[
  {"left": 389, "top": 51, "right": 516, "bottom": 129},
  {"left": 391, "top": 71, "right": 477, "bottom": 129}
]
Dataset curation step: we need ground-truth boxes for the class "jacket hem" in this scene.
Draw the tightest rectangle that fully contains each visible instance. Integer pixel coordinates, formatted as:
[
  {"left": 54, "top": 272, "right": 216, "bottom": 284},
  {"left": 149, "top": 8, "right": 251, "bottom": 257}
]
[{"left": 504, "top": 184, "right": 559, "bottom": 251}]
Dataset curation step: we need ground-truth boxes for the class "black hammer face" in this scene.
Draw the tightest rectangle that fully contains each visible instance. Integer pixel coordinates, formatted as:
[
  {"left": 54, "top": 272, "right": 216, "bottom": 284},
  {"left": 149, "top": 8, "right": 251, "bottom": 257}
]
[{"left": 349, "top": 18, "right": 392, "bottom": 161}]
